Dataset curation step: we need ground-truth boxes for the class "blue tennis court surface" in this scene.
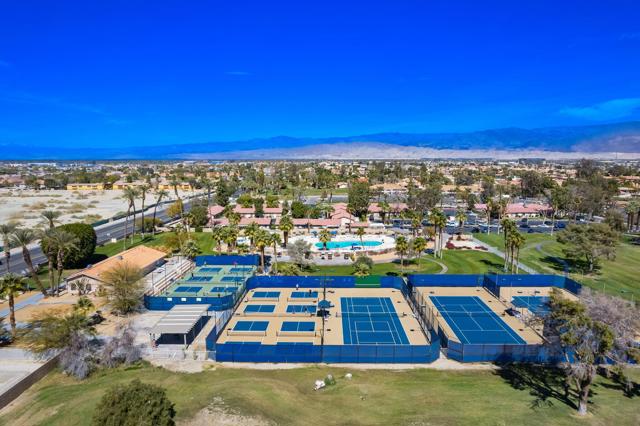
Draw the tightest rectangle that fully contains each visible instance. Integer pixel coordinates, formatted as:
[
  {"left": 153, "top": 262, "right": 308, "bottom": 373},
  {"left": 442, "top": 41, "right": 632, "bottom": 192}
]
[
  {"left": 230, "top": 267, "right": 252, "bottom": 273},
  {"left": 253, "top": 291, "right": 280, "bottom": 299},
  {"left": 221, "top": 276, "right": 243, "bottom": 282},
  {"left": 429, "top": 296, "right": 525, "bottom": 344},
  {"left": 281, "top": 321, "right": 316, "bottom": 332},
  {"left": 184, "top": 276, "right": 213, "bottom": 283},
  {"left": 198, "top": 267, "right": 222, "bottom": 273},
  {"left": 244, "top": 304, "right": 276, "bottom": 314},
  {"left": 208, "top": 286, "right": 235, "bottom": 293},
  {"left": 286, "top": 304, "right": 317, "bottom": 314},
  {"left": 512, "top": 296, "right": 550, "bottom": 317},
  {"left": 233, "top": 321, "right": 269, "bottom": 332},
  {"left": 290, "top": 291, "right": 318, "bottom": 298},
  {"left": 340, "top": 297, "right": 409, "bottom": 345},
  {"left": 174, "top": 286, "right": 202, "bottom": 293}
]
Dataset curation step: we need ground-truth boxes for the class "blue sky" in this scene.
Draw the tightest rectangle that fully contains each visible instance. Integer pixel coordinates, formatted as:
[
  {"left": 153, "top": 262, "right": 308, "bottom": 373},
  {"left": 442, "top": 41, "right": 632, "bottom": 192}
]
[{"left": 1, "top": 1, "right": 639, "bottom": 148}]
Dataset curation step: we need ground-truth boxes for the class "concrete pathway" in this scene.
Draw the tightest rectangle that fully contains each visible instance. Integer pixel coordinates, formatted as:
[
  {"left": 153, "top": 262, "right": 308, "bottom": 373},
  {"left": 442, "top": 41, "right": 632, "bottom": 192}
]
[
  {"left": 421, "top": 257, "right": 448, "bottom": 274},
  {"left": 472, "top": 237, "right": 537, "bottom": 274}
]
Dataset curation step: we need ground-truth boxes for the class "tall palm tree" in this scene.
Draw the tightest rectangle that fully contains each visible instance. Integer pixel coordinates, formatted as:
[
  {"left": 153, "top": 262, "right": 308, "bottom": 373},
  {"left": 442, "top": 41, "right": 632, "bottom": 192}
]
[
  {"left": 319, "top": 228, "right": 332, "bottom": 251},
  {"left": 501, "top": 218, "right": 517, "bottom": 271},
  {"left": 412, "top": 237, "right": 427, "bottom": 268},
  {"left": 278, "top": 215, "right": 294, "bottom": 247},
  {"left": 138, "top": 183, "right": 151, "bottom": 239},
  {"left": 225, "top": 210, "right": 241, "bottom": 227},
  {"left": 455, "top": 209, "right": 467, "bottom": 235},
  {"left": 211, "top": 227, "right": 223, "bottom": 254},
  {"left": 244, "top": 221, "right": 260, "bottom": 253},
  {"left": 39, "top": 228, "right": 59, "bottom": 294},
  {"left": 625, "top": 200, "right": 639, "bottom": 232},
  {"left": 121, "top": 187, "right": 139, "bottom": 249},
  {"left": 0, "top": 274, "right": 27, "bottom": 337},
  {"left": 254, "top": 229, "right": 271, "bottom": 271},
  {"left": 0, "top": 223, "right": 17, "bottom": 274},
  {"left": 10, "top": 228, "right": 46, "bottom": 295},
  {"left": 222, "top": 226, "right": 239, "bottom": 254},
  {"left": 40, "top": 210, "right": 61, "bottom": 229},
  {"left": 151, "top": 188, "right": 169, "bottom": 236},
  {"left": 378, "top": 201, "right": 390, "bottom": 225},
  {"left": 53, "top": 231, "right": 79, "bottom": 296},
  {"left": 395, "top": 235, "right": 408, "bottom": 269},
  {"left": 356, "top": 226, "right": 366, "bottom": 249},
  {"left": 485, "top": 199, "right": 495, "bottom": 234},
  {"left": 511, "top": 231, "right": 525, "bottom": 274},
  {"left": 270, "top": 232, "right": 282, "bottom": 274},
  {"left": 429, "top": 208, "right": 447, "bottom": 259}
]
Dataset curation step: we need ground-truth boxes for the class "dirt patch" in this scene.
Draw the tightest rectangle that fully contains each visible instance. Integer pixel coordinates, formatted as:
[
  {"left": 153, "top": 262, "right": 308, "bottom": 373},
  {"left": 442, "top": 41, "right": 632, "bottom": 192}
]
[{"left": 179, "top": 397, "right": 272, "bottom": 426}]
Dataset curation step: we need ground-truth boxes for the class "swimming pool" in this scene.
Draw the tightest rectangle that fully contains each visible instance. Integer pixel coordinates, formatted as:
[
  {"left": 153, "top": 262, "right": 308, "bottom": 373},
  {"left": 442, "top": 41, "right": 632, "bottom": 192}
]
[{"left": 315, "top": 240, "right": 383, "bottom": 249}]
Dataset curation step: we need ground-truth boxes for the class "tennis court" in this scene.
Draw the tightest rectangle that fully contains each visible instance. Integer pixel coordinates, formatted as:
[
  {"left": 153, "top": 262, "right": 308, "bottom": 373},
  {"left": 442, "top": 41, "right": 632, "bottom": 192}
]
[
  {"left": 221, "top": 276, "right": 244, "bottom": 283},
  {"left": 290, "top": 291, "right": 318, "bottom": 299},
  {"left": 244, "top": 304, "right": 276, "bottom": 314},
  {"left": 183, "top": 276, "right": 213, "bottom": 283},
  {"left": 429, "top": 296, "right": 525, "bottom": 345},
  {"left": 512, "top": 296, "right": 550, "bottom": 317},
  {"left": 252, "top": 291, "right": 281, "bottom": 299},
  {"left": 230, "top": 320, "right": 269, "bottom": 334},
  {"left": 340, "top": 297, "right": 410, "bottom": 345},
  {"left": 173, "top": 286, "right": 202, "bottom": 294},
  {"left": 280, "top": 321, "right": 316, "bottom": 333},
  {"left": 286, "top": 304, "right": 317, "bottom": 314},
  {"left": 197, "top": 267, "right": 222, "bottom": 274}
]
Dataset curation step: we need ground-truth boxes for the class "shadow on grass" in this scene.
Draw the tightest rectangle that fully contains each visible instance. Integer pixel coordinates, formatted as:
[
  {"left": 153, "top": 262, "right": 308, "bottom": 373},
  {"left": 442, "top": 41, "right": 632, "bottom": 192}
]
[
  {"left": 479, "top": 259, "right": 504, "bottom": 271},
  {"left": 495, "top": 364, "right": 578, "bottom": 410},
  {"left": 596, "top": 368, "right": 640, "bottom": 399}
]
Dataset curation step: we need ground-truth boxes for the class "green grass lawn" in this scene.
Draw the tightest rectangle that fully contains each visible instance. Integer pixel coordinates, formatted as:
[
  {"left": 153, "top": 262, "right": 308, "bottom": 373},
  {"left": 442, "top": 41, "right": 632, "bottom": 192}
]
[
  {"left": 475, "top": 232, "right": 640, "bottom": 301},
  {"left": 95, "top": 231, "right": 217, "bottom": 258},
  {"left": 290, "top": 250, "right": 506, "bottom": 277},
  {"left": 2, "top": 364, "right": 638, "bottom": 426}
]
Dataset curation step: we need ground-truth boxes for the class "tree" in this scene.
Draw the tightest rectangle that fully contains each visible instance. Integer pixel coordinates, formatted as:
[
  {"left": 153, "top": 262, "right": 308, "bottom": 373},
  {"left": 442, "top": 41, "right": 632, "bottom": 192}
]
[
  {"left": 254, "top": 229, "right": 271, "bottom": 271},
  {"left": 0, "top": 223, "right": 17, "bottom": 274},
  {"left": 287, "top": 239, "right": 312, "bottom": 268},
  {"left": 290, "top": 200, "right": 307, "bottom": 218},
  {"left": 41, "top": 210, "right": 61, "bottom": 229},
  {"left": 92, "top": 379, "right": 175, "bottom": 426},
  {"left": 395, "top": 235, "right": 408, "bottom": 268},
  {"left": 353, "top": 260, "right": 371, "bottom": 276},
  {"left": 121, "top": 187, "right": 140, "bottom": 247},
  {"left": 411, "top": 237, "right": 427, "bottom": 268},
  {"left": 221, "top": 226, "right": 239, "bottom": 254},
  {"left": 318, "top": 228, "right": 332, "bottom": 251},
  {"left": 355, "top": 226, "right": 366, "bottom": 249},
  {"left": 54, "top": 230, "right": 79, "bottom": 296},
  {"left": 347, "top": 180, "right": 371, "bottom": 219},
  {"left": 244, "top": 221, "right": 260, "bottom": 252},
  {"left": 138, "top": 183, "right": 151, "bottom": 238},
  {"left": 276, "top": 262, "right": 301, "bottom": 276},
  {"left": 187, "top": 203, "right": 209, "bottom": 228},
  {"left": 100, "top": 322, "right": 141, "bottom": 369},
  {"left": 151, "top": 188, "right": 170, "bottom": 236},
  {"left": 101, "top": 263, "right": 144, "bottom": 315},
  {"left": 0, "top": 274, "right": 27, "bottom": 337},
  {"left": 40, "top": 223, "right": 97, "bottom": 269},
  {"left": 11, "top": 228, "right": 46, "bottom": 295},
  {"left": 21, "top": 309, "right": 97, "bottom": 378},
  {"left": 429, "top": 208, "right": 447, "bottom": 259},
  {"left": 269, "top": 232, "right": 282, "bottom": 274},
  {"left": 278, "top": 215, "right": 294, "bottom": 247},
  {"left": 166, "top": 199, "right": 184, "bottom": 220},
  {"left": 455, "top": 209, "right": 467, "bottom": 235},
  {"left": 557, "top": 224, "right": 619, "bottom": 272},
  {"left": 604, "top": 209, "right": 626, "bottom": 232},
  {"left": 211, "top": 227, "right": 223, "bottom": 254},
  {"left": 182, "top": 239, "right": 200, "bottom": 260},
  {"left": 544, "top": 289, "right": 614, "bottom": 416}
]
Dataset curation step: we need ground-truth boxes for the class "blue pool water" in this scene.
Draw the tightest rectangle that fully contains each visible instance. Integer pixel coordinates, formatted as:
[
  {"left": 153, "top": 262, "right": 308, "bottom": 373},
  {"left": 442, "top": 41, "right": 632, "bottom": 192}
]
[{"left": 315, "top": 240, "right": 383, "bottom": 249}]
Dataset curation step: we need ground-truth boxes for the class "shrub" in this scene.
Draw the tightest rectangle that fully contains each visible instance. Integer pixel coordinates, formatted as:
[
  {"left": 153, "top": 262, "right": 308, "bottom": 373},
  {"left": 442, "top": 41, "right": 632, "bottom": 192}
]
[
  {"left": 92, "top": 380, "right": 175, "bottom": 426},
  {"left": 40, "top": 223, "right": 97, "bottom": 268}
]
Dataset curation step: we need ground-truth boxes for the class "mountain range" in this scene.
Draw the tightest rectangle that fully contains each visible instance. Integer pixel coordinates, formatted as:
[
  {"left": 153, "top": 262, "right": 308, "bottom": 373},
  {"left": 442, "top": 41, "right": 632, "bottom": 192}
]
[{"left": 1, "top": 121, "right": 640, "bottom": 160}]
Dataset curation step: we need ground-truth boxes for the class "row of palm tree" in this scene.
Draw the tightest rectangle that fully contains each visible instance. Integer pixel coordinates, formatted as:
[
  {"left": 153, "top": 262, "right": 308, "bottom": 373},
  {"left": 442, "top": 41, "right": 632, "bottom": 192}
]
[
  {"left": 121, "top": 184, "right": 173, "bottom": 250},
  {"left": 394, "top": 235, "right": 429, "bottom": 269},
  {"left": 501, "top": 218, "right": 525, "bottom": 273}
]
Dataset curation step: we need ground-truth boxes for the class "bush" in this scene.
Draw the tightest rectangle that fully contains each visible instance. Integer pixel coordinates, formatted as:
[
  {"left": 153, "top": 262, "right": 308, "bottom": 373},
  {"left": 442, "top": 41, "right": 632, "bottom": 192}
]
[
  {"left": 136, "top": 217, "right": 162, "bottom": 233},
  {"left": 40, "top": 223, "right": 97, "bottom": 268},
  {"left": 92, "top": 379, "right": 175, "bottom": 426}
]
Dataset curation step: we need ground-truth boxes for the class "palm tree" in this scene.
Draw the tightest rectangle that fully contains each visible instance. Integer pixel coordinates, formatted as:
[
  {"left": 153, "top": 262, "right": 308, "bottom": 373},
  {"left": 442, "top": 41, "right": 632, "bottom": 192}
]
[
  {"left": 151, "top": 188, "right": 169, "bottom": 236},
  {"left": 0, "top": 223, "right": 17, "bottom": 274},
  {"left": 485, "top": 199, "right": 495, "bottom": 234},
  {"left": 121, "top": 187, "right": 139, "bottom": 249},
  {"left": 429, "top": 208, "right": 447, "bottom": 259},
  {"left": 355, "top": 226, "right": 366, "bottom": 249},
  {"left": 40, "top": 210, "right": 61, "bottom": 229},
  {"left": 39, "top": 228, "right": 59, "bottom": 294},
  {"left": 53, "top": 231, "right": 79, "bottom": 296},
  {"left": 319, "top": 228, "right": 332, "bottom": 251},
  {"left": 138, "top": 183, "right": 151, "bottom": 239},
  {"left": 211, "top": 227, "right": 223, "bottom": 254},
  {"left": 511, "top": 231, "right": 525, "bottom": 274},
  {"left": 412, "top": 237, "right": 427, "bottom": 268},
  {"left": 244, "top": 221, "right": 260, "bottom": 253},
  {"left": 222, "top": 226, "right": 239, "bottom": 254},
  {"left": 395, "top": 235, "right": 408, "bottom": 269},
  {"left": 378, "top": 200, "right": 390, "bottom": 225},
  {"left": 353, "top": 261, "right": 371, "bottom": 277},
  {"left": 11, "top": 228, "right": 46, "bottom": 296},
  {"left": 225, "top": 210, "right": 241, "bottom": 227},
  {"left": 254, "top": 229, "right": 271, "bottom": 271},
  {"left": 625, "top": 200, "right": 639, "bottom": 232},
  {"left": 269, "top": 232, "right": 282, "bottom": 274},
  {"left": 410, "top": 211, "right": 422, "bottom": 237},
  {"left": 455, "top": 209, "right": 467, "bottom": 235},
  {"left": 501, "top": 218, "right": 517, "bottom": 271},
  {"left": 278, "top": 215, "right": 294, "bottom": 247},
  {"left": 0, "top": 274, "right": 27, "bottom": 337}
]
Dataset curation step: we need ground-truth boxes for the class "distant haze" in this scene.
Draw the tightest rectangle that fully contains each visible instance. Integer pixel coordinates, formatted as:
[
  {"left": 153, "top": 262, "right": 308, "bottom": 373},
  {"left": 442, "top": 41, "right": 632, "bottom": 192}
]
[{"left": 1, "top": 121, "right": 640, "bottom": 160}]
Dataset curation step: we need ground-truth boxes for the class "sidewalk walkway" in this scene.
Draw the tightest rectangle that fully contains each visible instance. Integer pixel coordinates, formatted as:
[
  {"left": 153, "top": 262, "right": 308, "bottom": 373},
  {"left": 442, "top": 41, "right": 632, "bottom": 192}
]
[{"left": 472, "top": 237, "right": 537, "bottom": 274}]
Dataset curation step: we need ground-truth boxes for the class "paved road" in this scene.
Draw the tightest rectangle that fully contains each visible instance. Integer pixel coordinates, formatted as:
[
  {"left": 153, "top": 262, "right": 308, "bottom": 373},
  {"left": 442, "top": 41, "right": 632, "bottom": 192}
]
[{"left": 1, "top": 198, "right": 196, "bottom": 276}]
